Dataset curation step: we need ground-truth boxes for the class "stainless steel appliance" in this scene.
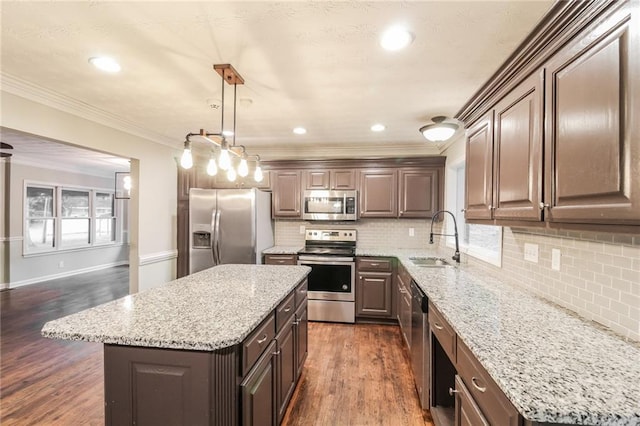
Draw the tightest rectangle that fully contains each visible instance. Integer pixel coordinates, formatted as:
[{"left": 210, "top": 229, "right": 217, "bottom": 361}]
[
  {"left": 411, "top": 281, "right": 429, "bottom": 409},
  {"left": 302, "top": 190, "right": 358, "bottom": 221},
  {"left": 297, "top": 229, "right": 356, "bottom": 323},
  {"left": 188, "top": 188, "right": 274, "bottom": 274}
]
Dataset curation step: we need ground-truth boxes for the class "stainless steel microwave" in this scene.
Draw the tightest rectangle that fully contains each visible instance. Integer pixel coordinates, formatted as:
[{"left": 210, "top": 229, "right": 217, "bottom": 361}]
[{"left": 302, "top": 190, "right": 358, "bottom": 221}]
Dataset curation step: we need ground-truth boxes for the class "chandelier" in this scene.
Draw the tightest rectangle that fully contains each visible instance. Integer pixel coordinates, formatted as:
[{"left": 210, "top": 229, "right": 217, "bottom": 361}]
[{"left": 180, "top": 64, "right": 263, "bottom": 183}]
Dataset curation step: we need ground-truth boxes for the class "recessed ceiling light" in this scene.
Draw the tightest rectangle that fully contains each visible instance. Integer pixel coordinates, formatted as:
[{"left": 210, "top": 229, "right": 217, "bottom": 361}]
[
  {"left": 293, "top": 127, "right": 307, "bottom": 135},
  {"left": 89, "top": 56, "right": 121, "bottom": 73},
  {"left": 380, "top": 26, "right": 414, "bottom": 51},
  {"left": 371, "top": 124, "right": 386, "bottom": 132}
]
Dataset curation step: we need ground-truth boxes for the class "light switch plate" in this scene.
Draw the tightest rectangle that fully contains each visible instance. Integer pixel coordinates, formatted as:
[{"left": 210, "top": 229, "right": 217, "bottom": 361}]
[
  {"left": 552, "top": 248, "right": 561, "bottom": 271},
  {"left": 409, "top": 228, "right": 415, "bottom": 237},
  {"left": 299, "top": 225, "right": 305, "bottom": 234},
  {"left": 524, "top": 243, "right": 539, "bottom": 263}
]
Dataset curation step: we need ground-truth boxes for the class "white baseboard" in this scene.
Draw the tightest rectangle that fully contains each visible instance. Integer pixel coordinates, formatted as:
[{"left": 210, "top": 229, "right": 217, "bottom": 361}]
[{"left": 8, "top": 260, "right": 129, "bottom": 288}]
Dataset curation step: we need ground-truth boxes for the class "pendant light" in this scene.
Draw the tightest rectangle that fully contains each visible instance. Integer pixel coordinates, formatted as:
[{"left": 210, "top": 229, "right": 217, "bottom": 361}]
[
  {"left": 180, "top": 140, "right": 193, "bottom": 169},
  {"left": 419, "top": 116, "right": 459, "bottom": 142},
  {"left": 181, "top": 64, "right": 263, "bottom": 182}
]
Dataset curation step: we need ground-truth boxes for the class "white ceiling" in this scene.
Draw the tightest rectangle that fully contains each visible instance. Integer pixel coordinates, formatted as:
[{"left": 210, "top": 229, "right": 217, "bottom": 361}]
[{"left": 0, "top": 1, "right": 553, "bottom": 163}]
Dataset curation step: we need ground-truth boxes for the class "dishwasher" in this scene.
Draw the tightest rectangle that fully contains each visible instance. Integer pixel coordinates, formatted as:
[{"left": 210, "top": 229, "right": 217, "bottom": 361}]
[{"left": 411, "top": 280, "right": 429, "bottom": 409}]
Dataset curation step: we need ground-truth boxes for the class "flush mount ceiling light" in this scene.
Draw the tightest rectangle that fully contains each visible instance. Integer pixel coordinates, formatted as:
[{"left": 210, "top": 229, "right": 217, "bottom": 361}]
[
  {"left": 380, "top": 26, "right": 414, "bottom": 51},
  {"left": 371, "top": 124, "right": 386, "bottom": 132},
  {"left": 181, "top": 64, "right": 263, "bottom": 183},
  {"left": 88, "top": 56, "right": 121, "bottom": 73},
  {"left": 419, "top": 116, "right": 459, "bottom": 142},
  {"left": 293, "top": 127, "right": 307, "bottom": 135}
]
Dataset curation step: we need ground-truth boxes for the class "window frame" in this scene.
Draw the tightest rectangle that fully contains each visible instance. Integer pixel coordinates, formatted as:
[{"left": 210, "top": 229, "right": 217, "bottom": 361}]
[
  {"left": 447, "top": 160, "right": 503, "bottom": 267},
  {"left": 23, "top": 180, "right": 121, "bottom": 256}
]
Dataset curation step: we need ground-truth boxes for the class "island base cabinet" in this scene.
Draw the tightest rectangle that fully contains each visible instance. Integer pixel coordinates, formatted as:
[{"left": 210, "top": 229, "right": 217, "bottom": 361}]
[
  {"left": 276, "top": 317, "right": 297, "bottom": 423},
  {"left": 294, "top": 302, "right": 308, "bottom": 379},
  {"left": 241, "top": 340, "right": 278, "bottom": 426},
  {"left": 454, "top": 375, "right": 489, "bottom": 426},
  {"left": 104, "top": 344, "right": 238, "bottom": 426}
]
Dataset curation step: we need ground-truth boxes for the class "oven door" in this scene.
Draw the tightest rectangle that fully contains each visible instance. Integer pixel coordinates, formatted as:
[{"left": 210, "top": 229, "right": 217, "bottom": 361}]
[{"left": 297, "top": 257, "right": 355, "bottom": 302}]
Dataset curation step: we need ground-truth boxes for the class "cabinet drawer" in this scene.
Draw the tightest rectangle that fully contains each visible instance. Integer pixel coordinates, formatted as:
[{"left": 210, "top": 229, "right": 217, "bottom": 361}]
[
  {"left": 456, "top": 338, "right": 520, "bottom": 426},
  {"left": 276, "top": 292, "right": 296, "bottom": 332},
  {"left": 295, "top": 279, "right": 308, "bottom": 307},
  {"left": 242, "top": 313, "right": 276, "bottom": 376},
  {"left": 429, "top": 302, "right": 456, "bottom": 364},
  {"left": 358, "top": 257, "right": 393, "bottom": 272},
  {"left": 265, "top": 254, "right": 298, "bottom": 265}
]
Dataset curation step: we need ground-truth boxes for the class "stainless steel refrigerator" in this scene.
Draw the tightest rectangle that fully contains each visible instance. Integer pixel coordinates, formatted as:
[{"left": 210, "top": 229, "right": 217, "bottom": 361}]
[{"left": 188, "top": 188, "right": 274, "bottom": 274}]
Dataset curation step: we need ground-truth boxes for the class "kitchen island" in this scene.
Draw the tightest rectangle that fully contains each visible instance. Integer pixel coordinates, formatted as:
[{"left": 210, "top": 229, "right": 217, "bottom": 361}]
[{"left": 42, "top": 264, "right": 311, "bottom": 426}]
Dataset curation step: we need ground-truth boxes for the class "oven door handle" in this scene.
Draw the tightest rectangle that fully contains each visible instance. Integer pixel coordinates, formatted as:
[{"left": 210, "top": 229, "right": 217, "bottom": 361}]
[{"left": 298, "top": 258, "right": 355, "bottom": 265}]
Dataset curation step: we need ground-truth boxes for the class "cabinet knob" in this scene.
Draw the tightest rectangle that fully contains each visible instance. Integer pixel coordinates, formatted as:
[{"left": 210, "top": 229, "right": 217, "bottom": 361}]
[
  {"left": 448, "top": 388, "right": 459, "bottom": 396},
  {"left": 539, "top": 202, "right": 550, "bottom": 210},
  {"left": 461, "top": 208, "right": 466, "bottom": 213}
]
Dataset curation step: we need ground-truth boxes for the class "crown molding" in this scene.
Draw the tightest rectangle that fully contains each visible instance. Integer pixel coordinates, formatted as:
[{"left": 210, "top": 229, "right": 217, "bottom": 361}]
[{"left": 1, "top": 72, "right": 176, "bottom": 148}]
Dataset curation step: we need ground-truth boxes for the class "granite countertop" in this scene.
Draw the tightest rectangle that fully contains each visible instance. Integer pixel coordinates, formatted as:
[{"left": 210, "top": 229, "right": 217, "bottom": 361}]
[
  {"left": 262, "top": 246, "right": 303, "bottom": 255},
  {"left": 365, "top": 247, "right": 640, "bottom": 426},
  {"left": 42, "top": 264, "right": 311, "bottom": 351}
]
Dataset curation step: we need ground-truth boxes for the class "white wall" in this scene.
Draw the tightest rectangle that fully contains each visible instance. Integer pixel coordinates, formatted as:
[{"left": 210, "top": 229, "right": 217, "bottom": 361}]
[{"left": 1, "top": 91, "right": 178, "bottom": 292}]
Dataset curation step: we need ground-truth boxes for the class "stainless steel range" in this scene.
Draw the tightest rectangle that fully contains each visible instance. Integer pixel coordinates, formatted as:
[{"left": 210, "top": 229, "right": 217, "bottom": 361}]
[{"left": 297, "top": 229, "right": 356, "bottom": 323}]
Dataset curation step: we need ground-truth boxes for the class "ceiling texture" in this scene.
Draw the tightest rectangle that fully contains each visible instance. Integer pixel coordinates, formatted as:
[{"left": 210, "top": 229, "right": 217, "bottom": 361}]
[{"left": 0, "top": 1, "right": 553, "bottom": 167}]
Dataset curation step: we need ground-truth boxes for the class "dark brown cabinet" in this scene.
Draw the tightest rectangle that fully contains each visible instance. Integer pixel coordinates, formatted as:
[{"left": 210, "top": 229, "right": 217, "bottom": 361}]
[
  {"left": 303, "top": 169, "right": 356, "bottom": 190},
  {"left": 399, "top": 168, "right": 441, "bottom": 218},
  {"left": 275, "top": 316, "right": 296, "bottom": 423},
  {"left": 264, "top": 254, "right": 298, "bottom": 265},
  {"left": 465, "top": 113, "right": 494, "bottom": 220},
  {"left": 493, "top": 70, "right": 544, "bottom": 221},
  {"left": 294, "top": 302, "right": 308, "bottom": 379},
  {"left": 454, "top": 375, "right": 489, "bottom": 426},
  {"left": 359, "top": 169, "right": 398, "bottom": 218},
  {"left": 543, "top": 2, "right": 640, "bottom": 225},
  {"left": 356, "top": 258, "right": 394, "bottom": 319},
  {"left": 241, "top": 340, "right": 278, "bottom": 426},
  {"left": 272, "top": 170, "right": 301, "bottom": 218},
  {"left": 396, "top": 262, "right": 412, "bottom": 348}
]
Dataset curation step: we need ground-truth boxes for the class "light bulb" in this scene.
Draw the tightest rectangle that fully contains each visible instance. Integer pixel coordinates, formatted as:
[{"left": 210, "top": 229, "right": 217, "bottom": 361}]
[
  {"left": 219, "top": 148, "right": 231, "bottom": 170},
  {"left": 254, "top": 165, "right": 264, "bottom": 183},
  {"left": 180, "top": 147, "right": 193, "bottom": 169},
  {"left": 206, "top": 157, "right": 218, "bottom": 176},
  {"left": 227, "top": 166, "right": 237, "bottom": 182},
  {"left": 238, "top": 158, "right": 249, "bottom": 177}
]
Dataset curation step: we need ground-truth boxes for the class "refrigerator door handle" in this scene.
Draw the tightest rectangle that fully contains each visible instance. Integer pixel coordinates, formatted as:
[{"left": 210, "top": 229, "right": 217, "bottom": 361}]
[
  {"left": 214, "top": 210, "right": 222, "bottom": 265},
  {"left": 211, "top": 210, "right": 218, "bottom": 265}
]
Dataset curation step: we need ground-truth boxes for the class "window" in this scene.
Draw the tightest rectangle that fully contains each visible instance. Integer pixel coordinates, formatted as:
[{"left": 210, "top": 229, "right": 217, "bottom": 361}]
[
  {"left": 24, "top": 183, "right": 119, "bottom": 254},
  {"left": 450, "top": 164, "right": 502, "bottom": 266}
]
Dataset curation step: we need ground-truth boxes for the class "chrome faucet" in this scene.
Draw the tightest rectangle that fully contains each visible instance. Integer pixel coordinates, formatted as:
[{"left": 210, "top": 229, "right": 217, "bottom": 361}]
[{"left": 429, "top": 210, "right": 461, "bottom": 263}]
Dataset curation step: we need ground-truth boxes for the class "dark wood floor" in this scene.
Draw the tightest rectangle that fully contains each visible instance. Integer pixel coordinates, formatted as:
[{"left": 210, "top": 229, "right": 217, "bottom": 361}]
[{"left": 1, "top": 267, "right": 433, "bottom": 425}]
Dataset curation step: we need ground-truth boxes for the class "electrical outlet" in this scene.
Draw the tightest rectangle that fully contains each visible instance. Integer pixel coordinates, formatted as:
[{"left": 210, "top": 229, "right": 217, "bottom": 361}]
[
  {"left": 299, "top": 225, "right": 305, "bottom": 234},
  {"left": 524, "top": 243, "right": 538, "bottom": 263},
  {"left": 409, "top": 228, "right": 415, "bottom": 237},
  {"left": 552, "top": 248, "right": 561, "bottom": 271},
  {"left": 58, "top": 261, "right": 64, "bottom": 268}
]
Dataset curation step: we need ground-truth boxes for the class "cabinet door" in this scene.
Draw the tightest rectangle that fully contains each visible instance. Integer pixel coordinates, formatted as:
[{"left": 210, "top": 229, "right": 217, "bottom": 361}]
[
  {"left": 276, "top": 317, "right": 297, "bottom": 423},
  {"left": 331, "top": 169, "right": 357, "bottom": 190},
  {"left": 240, "top": 340, "right": 277, "bottom": 426},
  {"left": 465, "top": 113, "right": 494, "bottom": 220},
  {"left": 399, "top": 168, "right": 440, "bottom": 218},
  {"left": 294, "top": 303, "right": 308, "bottom": 379},
  {"left": 359, "top": 169, "right": 398, "bottom": 217},
  {"left": 544, "top": 3, "right": 640, "bottom": 224},
  {"left": 264, "top": 254, "right": 298, "bottom": 265},
  {"left": 356, "top": 271, "right": 393, "bottom": 318},
  {"left": 272, "top": 171, "right": 301, "bottom": 218},
  {"left": 304, "top": 170, "right": 330, "bottom": 190},
  {"left": 454, "top": 375, "right": 489, "bottom": 426},
  {"left": 493, "top": 70, "right": 543, "bottom": 221}
]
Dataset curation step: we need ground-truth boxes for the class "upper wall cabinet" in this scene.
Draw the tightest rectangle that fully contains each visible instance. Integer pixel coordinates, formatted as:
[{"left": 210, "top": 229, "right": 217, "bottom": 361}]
[
  {"left": 543, "top": 3, "right": 640, "bottom": 225},
  {"left": 399, "top": 168, "right": 441, "bottom": 218},
  {"left": 462, "top": 0, "right": 640, "bottom": 229},
  {"left": 359, "top": 169, "right": 398, "bottom": 218},
  {"left": 272, "top": 170, "right": 301, "bottom": 218},
  {"left": 304, "top": 170, "right": 356, "bottom": 190}
]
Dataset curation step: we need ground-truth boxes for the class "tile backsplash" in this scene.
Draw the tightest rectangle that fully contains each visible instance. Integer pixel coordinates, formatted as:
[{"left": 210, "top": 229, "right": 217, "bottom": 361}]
[
  {"left": 470, "top": 227, "right": 640, "bottom": 342},
  {"left": 275, "top": 219, "right": 640, "bottom": 342}
]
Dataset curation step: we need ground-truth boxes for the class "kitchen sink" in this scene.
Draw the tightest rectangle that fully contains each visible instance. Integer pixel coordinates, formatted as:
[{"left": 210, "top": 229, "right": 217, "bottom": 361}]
[{"left": 409, "top": 257, "right": 453, "bottom": 267}]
